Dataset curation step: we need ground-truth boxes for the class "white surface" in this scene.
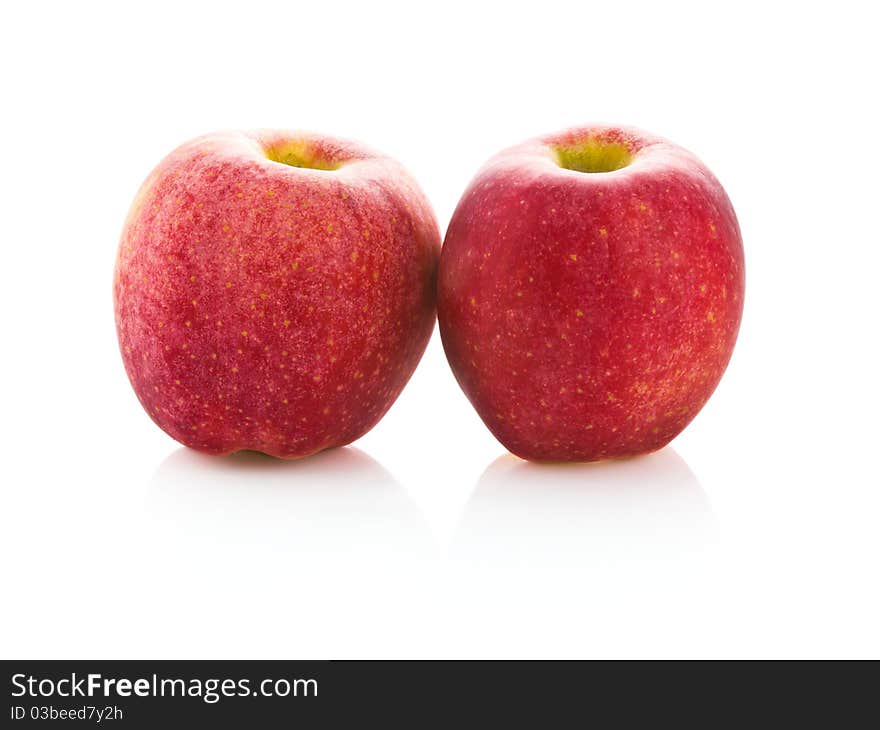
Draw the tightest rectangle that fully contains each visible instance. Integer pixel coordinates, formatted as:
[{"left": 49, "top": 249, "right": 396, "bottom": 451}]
[{"left": 1, "top": 0, "right": 878, "bottom": 659}]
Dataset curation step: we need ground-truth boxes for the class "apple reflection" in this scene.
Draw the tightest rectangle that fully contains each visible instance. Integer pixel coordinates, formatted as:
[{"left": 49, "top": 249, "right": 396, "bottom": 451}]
[
  {"left": 454, "top": 447, "right": 716, "bottom": 567},
  {"left": 147, "top": 446, "right": 431, "bottom": 563}
]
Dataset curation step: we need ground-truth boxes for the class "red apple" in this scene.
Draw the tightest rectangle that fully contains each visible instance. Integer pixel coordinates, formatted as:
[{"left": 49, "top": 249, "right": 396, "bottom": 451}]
[
  {"left": 438, "top": 125, "right": 744, "bottom": 462},
  {"left": 114, "top": 130, "right": 440, "bottom": 458}
]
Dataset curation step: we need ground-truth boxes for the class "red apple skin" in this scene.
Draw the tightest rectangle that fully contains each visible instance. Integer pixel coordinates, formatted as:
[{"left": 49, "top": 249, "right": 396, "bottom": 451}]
[
  {"left": 114, "top": 131, "right": 440, "bottom": 459},
  {"left": 438, "top": 125, "right": 744, "bottom": 462}
]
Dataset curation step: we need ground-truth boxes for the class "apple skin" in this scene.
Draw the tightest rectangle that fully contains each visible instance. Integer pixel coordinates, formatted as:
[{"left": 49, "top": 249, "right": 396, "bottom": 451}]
[
  {"left": 438, "top": 125, "right": 744, "bottom": 462},
  {"left": 114, "top": 131, "right": 440, "bottom": 459}
]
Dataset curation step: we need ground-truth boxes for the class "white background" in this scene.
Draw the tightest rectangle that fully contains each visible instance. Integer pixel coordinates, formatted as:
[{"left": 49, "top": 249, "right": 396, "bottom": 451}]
[{"left": 1, "top": 0, "right": 878, "bottom": 658}]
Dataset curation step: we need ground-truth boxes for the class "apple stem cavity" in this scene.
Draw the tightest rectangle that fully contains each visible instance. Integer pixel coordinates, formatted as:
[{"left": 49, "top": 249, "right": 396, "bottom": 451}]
[
  {"left": 263, "top": 139, "right": 343, "bottom": 171},
  {"left": 553, "top": 139, "right": 633, "bottom": 173}
]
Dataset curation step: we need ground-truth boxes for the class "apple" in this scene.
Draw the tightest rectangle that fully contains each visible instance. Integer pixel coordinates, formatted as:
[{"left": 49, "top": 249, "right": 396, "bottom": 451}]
[
  {"left": 114, "top": 130, "right": 440, "bottom": 459},
  {"left": 438, "top": 125, "right": 744, "bottom": 462}
]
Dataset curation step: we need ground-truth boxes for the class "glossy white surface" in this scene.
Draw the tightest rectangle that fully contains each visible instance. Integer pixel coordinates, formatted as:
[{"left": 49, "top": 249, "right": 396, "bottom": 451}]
[{"left": 1, "top": 0, "right": 877, "bottom": 658}]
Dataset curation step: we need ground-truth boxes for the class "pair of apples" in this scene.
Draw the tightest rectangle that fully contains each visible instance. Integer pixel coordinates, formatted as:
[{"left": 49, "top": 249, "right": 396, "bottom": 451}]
[{"left": 114, "top": 126, "right": 744, "bottom": 462}]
